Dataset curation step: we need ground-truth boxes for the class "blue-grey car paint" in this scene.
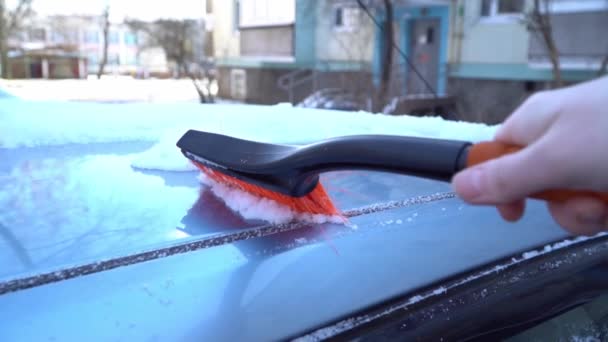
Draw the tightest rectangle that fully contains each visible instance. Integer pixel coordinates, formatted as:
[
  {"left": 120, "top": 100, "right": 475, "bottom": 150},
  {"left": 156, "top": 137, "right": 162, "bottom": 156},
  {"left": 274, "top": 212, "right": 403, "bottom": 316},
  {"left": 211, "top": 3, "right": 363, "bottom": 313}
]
[{"left": 0, "top": 138, "right": 572, "bottom": 341}]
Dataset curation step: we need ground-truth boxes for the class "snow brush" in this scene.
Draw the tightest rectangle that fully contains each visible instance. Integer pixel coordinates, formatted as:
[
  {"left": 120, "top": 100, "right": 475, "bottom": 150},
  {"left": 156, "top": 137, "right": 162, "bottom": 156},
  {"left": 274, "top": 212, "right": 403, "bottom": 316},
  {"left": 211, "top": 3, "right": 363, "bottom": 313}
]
[{"left": 176, "top": 130, "right": 608, "bottom": 217}]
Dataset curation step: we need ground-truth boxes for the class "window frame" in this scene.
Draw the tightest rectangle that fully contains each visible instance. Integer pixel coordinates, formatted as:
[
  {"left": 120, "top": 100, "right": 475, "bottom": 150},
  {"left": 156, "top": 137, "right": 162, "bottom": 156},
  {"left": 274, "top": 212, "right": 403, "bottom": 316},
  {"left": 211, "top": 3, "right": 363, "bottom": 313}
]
[
  {"left": 332, "top": 3, "right": 360, "bottom": 32},
  {"left": 479, "top": 0, "right": 525, "bottom": 24},
  {"left": 542, "top": 0, "right": 608, "bottom": 13},
  {"left": 237, "top": 0, "right": 295, "bottom": 29}
]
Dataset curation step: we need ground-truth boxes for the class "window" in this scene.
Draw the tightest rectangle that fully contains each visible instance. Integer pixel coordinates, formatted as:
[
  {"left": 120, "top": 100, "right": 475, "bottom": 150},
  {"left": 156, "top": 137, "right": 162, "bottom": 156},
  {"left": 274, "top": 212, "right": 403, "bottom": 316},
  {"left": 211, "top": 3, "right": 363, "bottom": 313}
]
[
  {"left": 481, "top": 0, "right": 524, "bottom": 17},
  {"left": 233, "top": 0, "right": 240, "bottom": 32},
  {"left": 85, "top": 30, "right": 99, "bottom": 44},
  {"left": 109, "top": 53, "right": 120, "bottom": 65},
  {"left": 426, "top": 27, "right": 434, "bottom": 44},
  {"left": 51, "top": 31, "right": 65, "bottom": 43},
  {"left": 30, "top": 28, "right": 46, "bottom": 42},
  {"left": 230, "top": 69, "right": 247, "bottom": 100},
  {"left": 87, "top": 52, "right": 99, "bottom": 65},
  {"left": 238, "top": 0, "right": 294, "bottom": 28},
  {"left": 505, "top": 294, "right": 608, "bottom": 341},
  {"left": 333, "top": 5, "right": 360, "bottom": 31},
  {"left": 498, "top": 0, "right": 524, "bottom": 13},
  {"left": 334, "top": 7, "right": 344, "bottom": 27},
  {"left": 206, "top": 0, "right": 213, "bottom": 14},
  {"left": 481, "top": 0, "right": 492, "bottom": 16},
  {"left": 125, "top": 52, "right": 137, "bottom": 65},
  {"left": 109, "top": 31, "right": 120, "bottom": 45},
  {"left": 543, "top": 0, "right": 608, "bottom": 13},
  {"left": 124, "top": 33, "right": 137, "bottom": 46}
]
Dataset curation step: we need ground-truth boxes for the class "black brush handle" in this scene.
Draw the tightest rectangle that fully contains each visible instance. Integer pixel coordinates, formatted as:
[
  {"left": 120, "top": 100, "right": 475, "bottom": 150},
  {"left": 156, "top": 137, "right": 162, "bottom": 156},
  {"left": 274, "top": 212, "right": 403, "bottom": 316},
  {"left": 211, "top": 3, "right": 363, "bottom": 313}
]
[
  {"left": 177, "top": 130, "right": 473, "bottom": 197},
  {"left": 293, "top": 135, "right": 471, "bottom": 184}
]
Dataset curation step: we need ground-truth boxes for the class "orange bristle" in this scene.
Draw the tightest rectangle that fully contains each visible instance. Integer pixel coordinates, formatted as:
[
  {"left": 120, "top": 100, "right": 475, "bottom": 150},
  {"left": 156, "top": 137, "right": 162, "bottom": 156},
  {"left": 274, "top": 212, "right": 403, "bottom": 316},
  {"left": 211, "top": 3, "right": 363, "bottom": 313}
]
[{"left": 193, "top": 162, "right": 342, "bottom": 217}]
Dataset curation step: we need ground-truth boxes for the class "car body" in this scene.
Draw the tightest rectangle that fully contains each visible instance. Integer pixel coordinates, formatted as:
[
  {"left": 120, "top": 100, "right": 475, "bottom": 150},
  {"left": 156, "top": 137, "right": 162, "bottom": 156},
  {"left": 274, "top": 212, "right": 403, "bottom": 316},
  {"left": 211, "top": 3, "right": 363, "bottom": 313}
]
[{"left": 0, "top": 98, "right": 606, "bottom": 341}]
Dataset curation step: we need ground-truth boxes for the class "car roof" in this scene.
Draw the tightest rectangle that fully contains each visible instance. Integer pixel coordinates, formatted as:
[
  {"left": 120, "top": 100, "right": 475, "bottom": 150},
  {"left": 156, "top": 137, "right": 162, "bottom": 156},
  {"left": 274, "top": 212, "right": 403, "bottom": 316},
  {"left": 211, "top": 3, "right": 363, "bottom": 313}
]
[{"left": 0, "top": 136, "right": 570, "bottom": 340}]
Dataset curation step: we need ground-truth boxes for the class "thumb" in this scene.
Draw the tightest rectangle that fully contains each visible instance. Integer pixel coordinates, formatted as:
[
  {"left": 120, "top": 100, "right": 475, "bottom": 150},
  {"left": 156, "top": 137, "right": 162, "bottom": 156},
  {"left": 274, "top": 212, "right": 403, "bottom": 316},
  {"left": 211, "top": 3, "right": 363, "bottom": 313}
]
[{"left": 452, "top": 146, "right": 554, "bottom": 205}]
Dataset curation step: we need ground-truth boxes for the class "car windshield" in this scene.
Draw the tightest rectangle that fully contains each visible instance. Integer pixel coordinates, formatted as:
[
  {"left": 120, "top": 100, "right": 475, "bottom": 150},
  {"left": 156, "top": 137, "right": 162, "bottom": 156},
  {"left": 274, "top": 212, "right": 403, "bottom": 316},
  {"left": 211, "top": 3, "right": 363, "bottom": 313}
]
[{"left": 0, "top": 0, "right": 605, "bottom": 328}]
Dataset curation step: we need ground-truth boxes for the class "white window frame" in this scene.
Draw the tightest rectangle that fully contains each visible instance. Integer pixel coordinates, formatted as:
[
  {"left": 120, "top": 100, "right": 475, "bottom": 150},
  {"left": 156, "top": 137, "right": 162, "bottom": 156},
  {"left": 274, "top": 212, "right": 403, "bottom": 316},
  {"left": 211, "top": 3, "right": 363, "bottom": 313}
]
[
  {"left": 332, "top": 4, "right": 361, "bottom": 32},
  {"left": 541, "top": 0, "right": 608, "bottom": 13},
  {"left": 230, "top": 69, "right": 247, "bottom": 100},
  {"left": 479, "top": 0, "right": 525, "bottom": 24},
  {"left": 238, "top": 0, "right": 295, "bottom": 29}
]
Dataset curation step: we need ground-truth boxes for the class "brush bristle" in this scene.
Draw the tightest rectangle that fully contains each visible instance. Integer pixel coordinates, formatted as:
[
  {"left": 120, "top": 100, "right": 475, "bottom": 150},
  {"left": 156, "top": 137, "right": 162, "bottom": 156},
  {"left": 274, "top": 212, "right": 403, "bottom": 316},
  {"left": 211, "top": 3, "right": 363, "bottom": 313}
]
[{"left": 192, "top": 162, "right": 342, "bottom": 217}]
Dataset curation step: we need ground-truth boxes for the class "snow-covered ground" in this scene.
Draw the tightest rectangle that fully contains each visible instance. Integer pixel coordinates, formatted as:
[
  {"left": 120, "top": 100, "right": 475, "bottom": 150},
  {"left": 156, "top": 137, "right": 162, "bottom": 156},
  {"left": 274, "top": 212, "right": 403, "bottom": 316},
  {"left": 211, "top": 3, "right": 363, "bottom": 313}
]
[
  {"left": 1, "top": 97, "right": 498, "bottom": 224},
  {"left": 0, "top": 78, "right": 210, "bottom": 103}
]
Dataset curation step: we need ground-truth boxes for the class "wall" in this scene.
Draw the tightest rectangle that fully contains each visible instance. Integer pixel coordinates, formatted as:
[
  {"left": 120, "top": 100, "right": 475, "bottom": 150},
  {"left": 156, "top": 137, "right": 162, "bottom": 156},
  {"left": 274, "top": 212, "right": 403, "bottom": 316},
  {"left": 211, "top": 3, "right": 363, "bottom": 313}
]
[
  {"left": 453, "top": 0, "right": 530, "bottom": 65},
  {"left": 217, "top": 65, "right": 374, "bottom": 105},
  {"left": 528, "top": 10, "right": 608, "bottom": 63},
  {"left": 138, "top": 47, "right": 169, "bottom": 75},
  {"left": 294, "top": 0, "right": 316, "bottom": 65},
  {"left": 217, "top": 66, "right": 300, "bottom": 104},
  {"left": 212, "top": 0, "right": 240, "bottom": 59},
  {"left": 448, "top": 77, "right": 536, "bottom": 124}
]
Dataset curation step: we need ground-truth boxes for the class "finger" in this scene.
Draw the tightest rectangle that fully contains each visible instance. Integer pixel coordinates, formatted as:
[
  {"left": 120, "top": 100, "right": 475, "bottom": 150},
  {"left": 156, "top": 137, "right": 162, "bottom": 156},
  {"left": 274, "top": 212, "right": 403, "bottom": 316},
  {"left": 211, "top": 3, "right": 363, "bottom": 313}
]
[
  {"left": 497, "top": 200, "right": 526, "bottom": 222},
  {"left": 495, "top": 91, "right": 561, "bottom": 146},
  {"left": 452, "top": 144, "right": 555, "bottom": 204},
  {"left": 547, "top": 198, "right": 608, "bottom": 236}
]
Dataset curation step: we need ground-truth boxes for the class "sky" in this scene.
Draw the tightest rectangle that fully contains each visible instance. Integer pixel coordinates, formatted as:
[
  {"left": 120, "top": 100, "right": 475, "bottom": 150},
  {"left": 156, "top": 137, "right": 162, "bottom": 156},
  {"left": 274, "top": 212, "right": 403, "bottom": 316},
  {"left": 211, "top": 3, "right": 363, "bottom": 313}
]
[{"left": 7, "top": 0, "right": 206, "bottom": 21}]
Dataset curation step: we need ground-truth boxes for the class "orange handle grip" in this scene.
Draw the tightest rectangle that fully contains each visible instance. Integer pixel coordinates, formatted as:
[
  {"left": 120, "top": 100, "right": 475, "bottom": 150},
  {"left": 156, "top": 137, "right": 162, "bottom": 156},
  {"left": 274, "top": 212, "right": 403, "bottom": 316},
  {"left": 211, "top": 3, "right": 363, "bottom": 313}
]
[{"left": 467, "top": 141, "right": 608, "bottom": 204}]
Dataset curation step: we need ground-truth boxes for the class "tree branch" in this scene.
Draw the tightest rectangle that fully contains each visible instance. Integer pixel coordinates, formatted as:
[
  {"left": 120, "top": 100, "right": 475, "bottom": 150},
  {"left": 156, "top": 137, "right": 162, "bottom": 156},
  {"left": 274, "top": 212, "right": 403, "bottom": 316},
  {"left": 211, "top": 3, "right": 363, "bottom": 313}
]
[
  {"left": 7, "top": 0, "right": 32, "bottom": 34},
  {"left": 97, "top": 6, "right": 110, "bottom": 79},
  {"left": 532, "top": 0, "right": 562, "bottom": 87}
]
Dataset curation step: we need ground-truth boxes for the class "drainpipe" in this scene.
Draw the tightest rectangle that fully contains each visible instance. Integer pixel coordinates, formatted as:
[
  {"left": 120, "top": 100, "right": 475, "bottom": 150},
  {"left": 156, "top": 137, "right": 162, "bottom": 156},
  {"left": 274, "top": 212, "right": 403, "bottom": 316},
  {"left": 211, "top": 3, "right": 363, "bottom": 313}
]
[
  {"left": 448, "top": 0, "right": 464, "bottom": 74},
  {"left": 0, "top": 0, "right": 7, "bottom": 79},
  {"left": 455, "top": 0, "right": 464, "bottom": 66},
  {"left": 449, "top": 0, "right": 456, "bottom": 62}
]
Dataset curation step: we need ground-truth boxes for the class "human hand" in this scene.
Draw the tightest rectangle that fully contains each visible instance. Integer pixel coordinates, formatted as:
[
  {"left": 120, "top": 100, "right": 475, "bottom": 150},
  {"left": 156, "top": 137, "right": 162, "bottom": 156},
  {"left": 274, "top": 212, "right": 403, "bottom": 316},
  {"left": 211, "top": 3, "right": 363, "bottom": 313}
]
[{"left": 452, "top": 76, "right": 608, "bottom": 235}]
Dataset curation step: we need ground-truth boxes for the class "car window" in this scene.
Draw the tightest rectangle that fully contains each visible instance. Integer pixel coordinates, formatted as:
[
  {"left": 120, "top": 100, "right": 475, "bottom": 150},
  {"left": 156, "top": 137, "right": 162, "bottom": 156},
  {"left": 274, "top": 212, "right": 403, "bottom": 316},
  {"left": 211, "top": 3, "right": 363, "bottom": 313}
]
[{"left": 506, "top": 294, "right": 608, "bottom": 342}]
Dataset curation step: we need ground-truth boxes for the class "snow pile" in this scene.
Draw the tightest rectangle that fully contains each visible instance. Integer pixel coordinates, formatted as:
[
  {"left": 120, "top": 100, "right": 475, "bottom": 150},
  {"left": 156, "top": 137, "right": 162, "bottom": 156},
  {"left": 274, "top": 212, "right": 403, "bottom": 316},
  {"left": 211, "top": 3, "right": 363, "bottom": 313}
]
[
  {"left": 520, "top": 235, "right": 597, "bottom": 259},
  {"left": 0, "top": 99, "right": 498, "bottom": 150},
  {"left": 130, "top": 106, "right": 497, "bottom": 172},
  {"left": 0, "top": 100, "right": 191, "bottom": 148},
  {"left": 2, "top": 98, "right": 497, "bottom": 224},
  {"left": 198, "top": 173, "right": 345, "bottom": 225},
  {"left": 131, "top": 128, "right": 197, "bottom": 171}
]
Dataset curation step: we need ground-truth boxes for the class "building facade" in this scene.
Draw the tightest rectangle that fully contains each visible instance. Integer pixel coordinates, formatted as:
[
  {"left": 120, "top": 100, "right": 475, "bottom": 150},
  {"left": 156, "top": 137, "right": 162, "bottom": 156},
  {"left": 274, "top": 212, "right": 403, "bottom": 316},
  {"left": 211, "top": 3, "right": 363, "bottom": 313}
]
[
  {"left": 211, "top": 0, "right": 377, "bottom": 105},
  {"left": 6, "top": 14, "right": 212, "bottom": 79},
  {"left": 448, "top": 0, "right": 607, "bottom": 123},
  {"left": 8, "top": 15, "right": 139, "bottom": 77},
  {"left": 212, "top": 0, "right": 607, "bottom": 122}
]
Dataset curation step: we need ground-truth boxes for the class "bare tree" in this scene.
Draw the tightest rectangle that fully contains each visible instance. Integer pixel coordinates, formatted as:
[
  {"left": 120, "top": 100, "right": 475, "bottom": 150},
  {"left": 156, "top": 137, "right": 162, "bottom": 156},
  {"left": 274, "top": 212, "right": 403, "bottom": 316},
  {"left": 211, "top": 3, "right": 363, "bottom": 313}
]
[
  {"left": 126, "top": 18, "right": 214, "bottom": 103},
  {"left": 527, "top": 0, "right": 562, "bottom": 87},
  {"left": 377, "top": 0, "right": 393, "bottom": 104},
  {"left": 97, "top": 5, "right": 110, "bottom": 79},
  {"left": 0, "top": 0, "right": 33, "bottom": 78},
  {"left": 527, "top": 1, "right": 608, "bottom": 83},
  {"left": 315, "top": 1, "right": 375, "bottom": 107},
  {"left": 0, "top": 0, "right": 7, "bottom": 78},
  {"left": 346, "top": 0, "right": 394, "bottom": 110}
]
